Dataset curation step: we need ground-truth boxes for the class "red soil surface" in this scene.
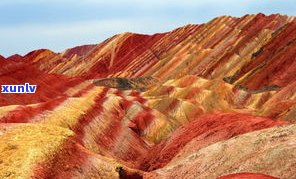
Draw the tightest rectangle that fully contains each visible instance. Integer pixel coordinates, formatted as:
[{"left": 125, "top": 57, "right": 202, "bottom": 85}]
[
  {"left": 217, "top": 173, "right": 279, "bottom": 179},
  {"left": 139, "top": 112, "right": 288, "bottom": 171},
  {"left": 0, "top": 62, "right": 82, "bottom": 106}
]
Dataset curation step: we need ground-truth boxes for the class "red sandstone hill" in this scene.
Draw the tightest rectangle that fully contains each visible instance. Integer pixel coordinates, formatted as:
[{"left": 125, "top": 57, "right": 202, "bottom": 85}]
[
  {"left": 0, "top": 14, "right": 296, "bottom": 179},
  {"left": 0, "top": 55, "right": 5, "bottom": 60},
  {"left": 6, "top": 54, "right": 23, "bottom": 61}
]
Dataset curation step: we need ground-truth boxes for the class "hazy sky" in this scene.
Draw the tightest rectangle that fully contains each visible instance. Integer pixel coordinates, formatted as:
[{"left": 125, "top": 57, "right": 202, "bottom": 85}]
[{"left": 0, "top": 0, "right": 295, "bottom": 57}]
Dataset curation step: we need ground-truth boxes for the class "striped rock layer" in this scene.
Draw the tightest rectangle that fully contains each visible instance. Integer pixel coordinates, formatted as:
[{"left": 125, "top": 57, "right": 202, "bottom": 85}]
[{"left": 0, "top": 14, "right": 296, "bottom": 179}]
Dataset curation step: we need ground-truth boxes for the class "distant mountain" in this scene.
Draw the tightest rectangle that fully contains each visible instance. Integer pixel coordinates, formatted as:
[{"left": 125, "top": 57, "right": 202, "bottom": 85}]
[
  {"left": 6, "top": 54, "right": 23, "bottom": 61},
  {"left": 16, "top": 13, "right": 296, "bottom": 91}
]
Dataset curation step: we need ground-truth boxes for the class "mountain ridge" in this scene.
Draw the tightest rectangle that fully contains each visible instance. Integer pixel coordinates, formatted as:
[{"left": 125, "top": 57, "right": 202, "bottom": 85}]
[
  {"left": 5, "top": 13, "right": 295, "bottom": 91},
  {"left": 3, "top": 13, "right": 293, "bottom": 58}
]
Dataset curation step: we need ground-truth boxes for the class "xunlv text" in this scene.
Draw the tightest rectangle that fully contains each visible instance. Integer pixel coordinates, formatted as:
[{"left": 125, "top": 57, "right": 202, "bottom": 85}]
[{"left": 1, "top": 83, "right": 37, "bottom": 94}]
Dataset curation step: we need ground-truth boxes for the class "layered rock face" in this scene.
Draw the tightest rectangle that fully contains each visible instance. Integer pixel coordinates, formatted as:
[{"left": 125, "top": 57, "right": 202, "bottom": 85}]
[{"left": 0, "top": 14, "right": 296, "bottom": 179}]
